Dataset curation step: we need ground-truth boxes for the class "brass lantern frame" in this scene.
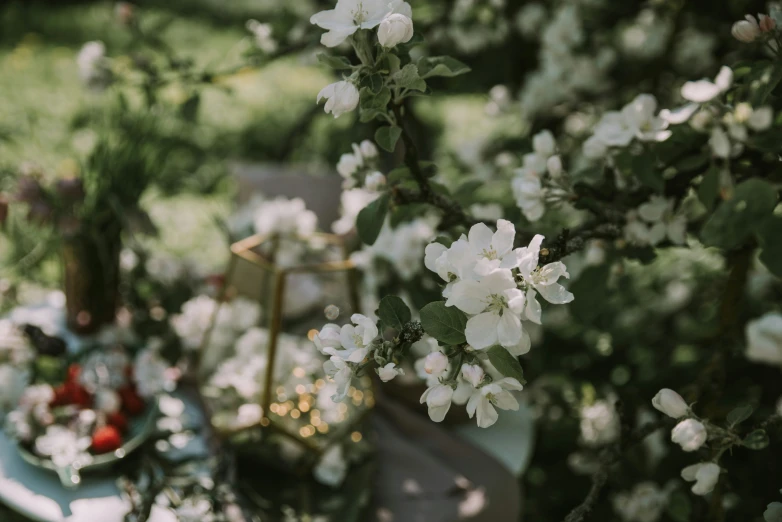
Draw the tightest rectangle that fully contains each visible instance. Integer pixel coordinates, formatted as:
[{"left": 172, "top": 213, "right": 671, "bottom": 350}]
[{"left": 199, "top": 232, "right": 370, "bottom": 461}]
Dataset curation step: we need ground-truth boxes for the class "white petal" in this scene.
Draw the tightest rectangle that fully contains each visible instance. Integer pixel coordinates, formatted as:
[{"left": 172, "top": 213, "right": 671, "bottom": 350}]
[
  {"left": 447, "top": 280, "right": 489, "bottom": 314},
  {"left": 659, "top": 103, "right": 699, "bottom": 125},
  {"left": 428, "top": 402, "right": 451, "bottom": 423},
  {"left": 468, "top": 222, "right": 494, "bottom": 252},
  {"left": 496, "top": 377, "right": 524, "bottom": 391},
  {"left": 492, "top": 219, "right": 516, "bottom": 257},
  {"left": 476, "top": 397, "right": 499, "bottom": 428},
  {"left": 524, "top": 289, "right": 542, "bottom": 324},
  {"left": 505, "top": 329, "right": 531, "bottom": 356},
  {"left": 465, "top": 312, "right": 500, "bottom": 349},
  {"left": 714, "top": 66, "right": 733, "bottom": 92},
  {"left": 492, "top": 390, "right": 519, "bottom": 411},
  {"left": 497, "top": 312, "right": 522, "bottom": 347},
  {"left": 536, "top": 282, "right": 574, "bottom": 304},
  {"left": 681, "top": 80, "right": 721, "bottom": 103},
  {"left": 424, "top": 243, "right": 447, "bottom": 274}
]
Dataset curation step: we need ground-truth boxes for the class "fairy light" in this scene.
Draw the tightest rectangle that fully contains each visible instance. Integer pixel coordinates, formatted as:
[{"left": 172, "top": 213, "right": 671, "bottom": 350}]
[
  {"left": 300, "top": 401, "right": 310, "bottom": 413},
  {"left": 293, "top": 367, "right": 306, "bottom": 378},
  {"left": 307, "top": 329, "right": 319, "bottom": 341},
  {"left": 351, "top": 431, "right": 362, "bottom": 443},
  {"left": 316, "top": 423, "right": 329, "bottom": 434},
  {"left": 291, "top": 409, "right": 301, "bottom": 419},
  {"left": 295, "top": 384, "right": 307, "bottom": 395}
]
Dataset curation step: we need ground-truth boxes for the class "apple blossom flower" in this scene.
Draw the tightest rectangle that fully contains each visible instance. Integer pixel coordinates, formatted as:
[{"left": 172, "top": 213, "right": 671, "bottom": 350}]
[
  {"left": 461, "top": 364, "right": 485, "bottom": 388},
  {"left": 335, "top": 313, "right": 378, "bottom": 363},
  {"left": 337, "top": 151, "right": 363, "bottom": 179},
  {"left": 621, "top": 94, "right": 671, "bottom": 142},
  {"left": 747, "top": 106, "right": 774, "bottom": 131},
  {"left": 424, "top": 351, "right": 449, "bottom": 377},
  {"left": 77, "top": 41, "right": 113, "bottom": 91},
  {"left": 360, "top": 140, "right": 378, "bottom": 158},
  {"left": 760, "top": 14, "right": 777, "bottom": 32},
  {"left": 310, "top": 0, "right": 413, "bottom": 48},
  {"left": 516, "top": 234, "right": 575, "bottom": 319},
  {"left": 745, "top": 312, "right": 782, "bottom": 366},
  {"left": 34, "top": 425, "right": 92, "bottom": 468},
  {"left": 652, "top": 388, "right": 689, "bottom": 419},
  {"left": 466, "top": 378, "right": 523, "bottom": 428},
  {"left": 709, "top": 126, "right": 732, "bottom": 158},
  {"left": 681, "top": 66, "right": 733, "bottom": 103},
  {"left": 447, "top": 269, "right": 526, "bottom": 349},
  {"left": 246, "top": 19, "right": 278, "bottom": 53},
  {"left": 377, "top": 362, "right": 404, "bottom": 382},
  {"left": 134, "top": 346, "right": 175, "bottom": 399},
  {"left": 593, "top": 111, "right": 636, "bottom": 147},
  {"left": 463, "top": 219, "right": 520, "bottom": 276},
  {"left": 513, "top": 172, "right": 545, "bottom": 222},
  {"left": 582, "top": 135, "right": 609, "bottom": 159},
  {"left": 765, "top": 502, "right": 782, "bottom": 522},
  {"left": 332, "top": 188, "right": 379, "bottom": 235},
  {"left": 612, "top": 482, "right": 670, "bottom": 522},
  {"left": 378, "top": 13, "right": 414, "bottom": 47},
  {"left": 671, "top": 419, "right": 707, "bottom": 452},
  {"left": 323, "top": 356, "right": 353, "bottom": 400},
  {"left": 317, "top": 81, "right": 360, "bottom": 118},
  {"left": 580, "top": 400, "right": 620, "bottom": 447},
  {"left": 313, "top": 444, "right": 348, "bottom": 486},
  {"left": 254, "top": 196, "right": 318, "bottom": 237},
  {"left": 681, "top": 462, "right": 720, "bottom": 495},
  {"left": 732, "top": 15, "right": 761, "bottom": 42},
  {"left": 365, "top": 171, "right": 386, "bottom": 191},
  {"left": 420, "top": 383, "right": 454, "bottom": 422}
]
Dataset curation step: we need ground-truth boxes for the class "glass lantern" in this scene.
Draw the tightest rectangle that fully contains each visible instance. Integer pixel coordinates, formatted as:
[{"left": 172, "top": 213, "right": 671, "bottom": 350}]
[{"left": 199, "top": 232, "right": 374, "bottom": 478}]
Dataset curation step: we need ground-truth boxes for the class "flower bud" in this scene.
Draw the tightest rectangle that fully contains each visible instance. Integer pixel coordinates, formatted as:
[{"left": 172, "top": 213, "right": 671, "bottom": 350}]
[
  {"left": 732, "top": 16, "right": 761, "bottom": 42},
  {"left": 365, "top": 171, "right": 386, "bottom": 191},
  {"left": 651, "top": 388, "right": 689, "bottom": 418},
  {"left": 378, "top": 362, "right": 403, "bottom": 382},
  {"left": 314, "top": 324, "right": 342, "bottom": 354},
  {"left": 424, "top": 351, "right": 448, "bottom": 377},
  {"left": 377, "top": 13, "right": 414, "bottom": 48},
  {"left": 760, "top": 14, "right": 777, "bottom": 33},
  {"left": 423, "top": 383, "right": 453, "bottom": 407},
  {"left": 359, "top": 140, "right": 378, "bottom": 159},
  {"left": 317, "top": 81, "right": 359, "bottom": 119},
  {"left": 671, "top": 418, "right": 707, "bottom": 452},
  {"left": 461, "top": 364, "right": 485, "bottom": 387}
]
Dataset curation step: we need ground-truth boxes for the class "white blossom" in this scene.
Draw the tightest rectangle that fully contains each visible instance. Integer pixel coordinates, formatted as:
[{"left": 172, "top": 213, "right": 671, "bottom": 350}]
[
  {"left": 732, "top": 15, "right": 761, "bottom": 43},
  {"left": 359, "top": 139, "right": 378, "bottom": 158},
  {"left": 323, "top": 356, "right": 353, "bottom": 401},
  {"left": 466, "top": 377, "right": 523, "bottom": 428},
  {"left": 364, "top": 171, "right": 386, "bottom": 191},
  {"left": 420, "top": 383, "right": 454, "bottom": 422},
  {"left": 134, "top": 346, "right": 174, "bottom": 399},
  {"left": 377, "top": 13, "right": 414, "bottom": 47},
  {"left": 671, "top": 419, "right": 707, "bottom": 452},
  {"left": 516, "top": 234, "right": 575, "bottom": 313},
  {"left": 681, "top": 462, "right": 720, "bottom": 495},
  {"left": 246, "top": 20, "right": 278, "bottom": 53},
  {"left": 377, "top": 362, "right": 404, "bottom": 382},
  {"left": 621, "top": 94, "right": 671, "bottom": 142},
  {"left": 313, "top": 444, "right": 348, "bottom": 486},
  {"left": 317, "top": 81, "right": 360, "bottom": 118},
  {"left": 34, "top": 425, "right": 91, "bottom": 468},
  {"left": 447, "top": 269, "right": 526, "bottom": 349},
  {"left": 652, "top": 389, "right": 689, "bottom": 419},
  {"left": 681, "top": 66, "right": 733, "bottom": 103},
  {"left": 424, "top": 351, "right": 449, "bottom": 377},
  {"left": 77, "top": 41, "right": 112, "bottom": 90},
  {"left": 613, "top": 482, "right": 670, "bottom": 522},
  {"left": 461, "top": 364, "right": 485, "bottom": 388},
  {"left": 580, "top": 400, "right": 620, "bottom": 447},
  {"left": 332, "top": 188, "right": 378, "bottom": 235},
  {"left": 746, "top": 312, "right": 782, "bottom": 366},
  {"left": 624, "top": 197, "right": 687, "bottom": 247},
  {"left": 254, "top": 196, "right": 318, "bottom": 237},
  {"left": 513, "top": 171, "right": 545, "bottom": 222},
  {"left": 310, "top": 0, "right": 412, "bottom": 47}
]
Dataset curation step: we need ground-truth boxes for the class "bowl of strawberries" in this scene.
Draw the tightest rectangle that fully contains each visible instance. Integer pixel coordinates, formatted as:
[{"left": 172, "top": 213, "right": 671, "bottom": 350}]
[{"left": 5, "top": 338, "right": 177, "bottom": 489}]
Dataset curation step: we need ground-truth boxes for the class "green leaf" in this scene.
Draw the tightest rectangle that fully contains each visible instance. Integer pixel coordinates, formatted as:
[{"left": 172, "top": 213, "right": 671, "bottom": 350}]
[
  {"left": 617, "top": 150, "right": 662, "bottom": 192},
  {"left": 757, "top": 215, "right": 782, "bottom": 278},
  {"left": 743, "top": 429, "right": 770, "bottom": 450},
  {"left": 697, "top": 165, "right": 720, "bottom": 212},
  {"left": 727, "top": 404, "right": 754, "bottom": 427},
  {"left": 390, "top": 203, "right": 430, "bottom": 227},
  {"left": 385, "top": 53, "right": 401, "bottom": 73},
  {"left": 180, "top": 94, "right": 200, "bottom": 122},
  {"left": 375, "top": 126, "right": 402, "bottom": 152},
  {"left": 316, "top": 53, "right": 353, "bottom": 70},
  {"left": 569, "top": 264, "right": 612, "bottom": 323},
  {"left": 393, "top": 64, "right": 427, "bottom": 92},
  {"left": 386, "top": 166, "right": 410, "bottom": 185},
  {"left": 487, "top": 346, "right": 526, "bottom": 384},
  {"left": 701, "top": 179, "right": 779, "bottom": 249},
  {"left": 376, "top": 295, "right": 411, "bottom": 332},
  {"left": 360, "top": 86, "right": 391, "bottom": 111},
  {"left": 417, "top": 56, "right": 471, "bottom": 79},
  {"left": 356, "top": 193, "right": 389, "bottom": 245},
  {"left": 753, "top": 60, "right": 782, "bottom": 105},
  {"left": 420, "top": 301, "right": 467, "bottom": 345}
]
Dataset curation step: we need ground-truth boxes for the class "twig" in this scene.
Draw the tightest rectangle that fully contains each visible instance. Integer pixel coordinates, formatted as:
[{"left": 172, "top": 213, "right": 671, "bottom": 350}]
[
  {"left": 563, "top": 420, "right": 666, "bottom": 522},
  {"left": 391, "top": 103, "right": 478, "bottom": 230}
]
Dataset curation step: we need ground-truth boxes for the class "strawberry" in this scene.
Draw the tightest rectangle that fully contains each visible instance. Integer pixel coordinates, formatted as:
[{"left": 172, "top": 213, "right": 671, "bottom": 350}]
[
  {"left": 107, "top": 412, "right": 128, "bottom": 433},
  {"left": 118, "top": 386, "right": 145, "bottom": 416},
  {"left": 66, "top": 364, "right": 81, "bottom": 383},
  {"left": 91, "top": 425, "right": 123, "bottom": 454}
]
